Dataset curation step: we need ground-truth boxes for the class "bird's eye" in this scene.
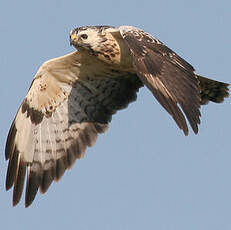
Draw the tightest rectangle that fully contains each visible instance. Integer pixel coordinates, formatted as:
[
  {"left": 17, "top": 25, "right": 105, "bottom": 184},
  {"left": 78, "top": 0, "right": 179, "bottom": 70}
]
[{"left": 80, "top": 34, "right": 88, "bottom": 39}]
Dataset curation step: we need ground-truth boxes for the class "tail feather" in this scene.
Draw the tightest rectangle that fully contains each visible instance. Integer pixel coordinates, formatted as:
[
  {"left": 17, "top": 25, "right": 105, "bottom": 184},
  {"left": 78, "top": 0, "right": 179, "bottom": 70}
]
[{"left": 197, "top": 75, "right": 229, "bottom": 105}]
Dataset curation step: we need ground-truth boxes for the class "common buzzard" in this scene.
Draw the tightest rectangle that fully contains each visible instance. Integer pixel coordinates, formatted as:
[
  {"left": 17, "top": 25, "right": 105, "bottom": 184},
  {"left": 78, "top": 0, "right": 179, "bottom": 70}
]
[{"left": 5, "top": 25, "right": 229, "bottom": 207}]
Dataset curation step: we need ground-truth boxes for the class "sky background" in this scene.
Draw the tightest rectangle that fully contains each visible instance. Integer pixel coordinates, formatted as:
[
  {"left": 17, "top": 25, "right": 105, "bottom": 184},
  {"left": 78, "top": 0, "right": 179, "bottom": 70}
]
[{"left": 0, "top": 1, "right": 230, "bottom": 229}]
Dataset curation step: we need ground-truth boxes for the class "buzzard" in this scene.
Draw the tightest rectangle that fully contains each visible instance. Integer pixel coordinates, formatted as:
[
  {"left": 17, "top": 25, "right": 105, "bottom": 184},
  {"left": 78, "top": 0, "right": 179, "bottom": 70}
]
[{"left": 5, "top": 25, "right": 229, "bottom": 207}]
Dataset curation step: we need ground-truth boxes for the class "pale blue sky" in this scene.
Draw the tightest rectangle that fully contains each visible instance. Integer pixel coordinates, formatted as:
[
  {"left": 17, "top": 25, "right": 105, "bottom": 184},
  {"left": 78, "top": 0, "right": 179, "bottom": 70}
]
[{"left": 0, "top": 1, "right": 230, "bottom": 229}]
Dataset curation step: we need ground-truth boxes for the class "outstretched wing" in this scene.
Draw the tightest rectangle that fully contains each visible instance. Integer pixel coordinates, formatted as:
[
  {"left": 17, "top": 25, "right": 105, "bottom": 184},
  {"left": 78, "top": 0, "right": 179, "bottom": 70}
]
[
  {"left": 119, "top": 26, "right": 201, "bottom": 135},
  {"left": 5, "top": 51, "right": 142, "bottom": 207}
]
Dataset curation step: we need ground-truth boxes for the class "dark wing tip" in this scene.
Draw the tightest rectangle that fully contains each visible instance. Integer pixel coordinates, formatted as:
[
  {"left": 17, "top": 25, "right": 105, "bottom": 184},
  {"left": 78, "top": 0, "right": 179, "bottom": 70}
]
[
  {"left": 5, "top": 121, "right": 17, "bottom": 160},
  {"left": 5, "top": 154, "right": 18, "bottom": 191},
  {"left": 183, "top": 127, "right": 189, "bottom": 136},
  {"left": 13, "top": 161, "right": 26, "bottom": 206},
  {"left": 25, "top": 164, "right": 42, "bottom": 207},
  {"left": 55, "top": 157, "right": 68, "bottom": 182},
  {"left": 40, "top": 167, "right": 55, "bottom": 194}
]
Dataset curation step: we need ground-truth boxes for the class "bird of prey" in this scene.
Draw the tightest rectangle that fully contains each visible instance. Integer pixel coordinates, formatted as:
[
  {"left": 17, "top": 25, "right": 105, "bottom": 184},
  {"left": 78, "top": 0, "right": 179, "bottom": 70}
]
[{"left": 5, "top": 25, "right": 229, "bottom": 207}]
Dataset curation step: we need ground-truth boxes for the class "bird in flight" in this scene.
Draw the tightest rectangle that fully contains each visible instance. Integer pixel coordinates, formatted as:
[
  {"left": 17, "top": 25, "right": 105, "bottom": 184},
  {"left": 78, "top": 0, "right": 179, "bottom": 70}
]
[{"left": 5, "top": 25, "right": 229, "bottom": 207}]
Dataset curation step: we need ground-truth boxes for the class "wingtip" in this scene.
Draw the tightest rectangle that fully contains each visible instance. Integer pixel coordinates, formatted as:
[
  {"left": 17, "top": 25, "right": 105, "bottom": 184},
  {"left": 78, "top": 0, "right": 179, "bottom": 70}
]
[
  {"left": 24, "top": 163, "right": 43, "bottom": 208},
  {"left": 12, "top": 198, "right": 19, "bottom": 207},
  {"left": 5, "top": 121, "right": 17, "bottom": 160},
  {"left": 25, "top": 201, "right": 31, "bottom": 208},
  {"left": 183, "top": 130, "right": 189, "bottom": 136}
]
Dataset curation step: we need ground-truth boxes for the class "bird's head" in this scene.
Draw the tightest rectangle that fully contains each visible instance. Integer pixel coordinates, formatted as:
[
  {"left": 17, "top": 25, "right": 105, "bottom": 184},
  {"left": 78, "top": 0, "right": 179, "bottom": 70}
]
[
  {"left": 70, "top": 26, "right": 114, "bottom": 55},
  {"left": 70, "top": 25, "right": 130, "bottom": 66}
]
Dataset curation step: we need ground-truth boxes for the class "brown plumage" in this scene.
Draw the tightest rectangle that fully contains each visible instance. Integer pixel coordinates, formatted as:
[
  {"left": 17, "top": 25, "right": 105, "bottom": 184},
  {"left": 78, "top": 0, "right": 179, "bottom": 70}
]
[
  {"left": 5, "top": 25, "right": 229, "bottom": 207},
  {"left": 197, "top": 75, "right": 229, "bottom": 105}
]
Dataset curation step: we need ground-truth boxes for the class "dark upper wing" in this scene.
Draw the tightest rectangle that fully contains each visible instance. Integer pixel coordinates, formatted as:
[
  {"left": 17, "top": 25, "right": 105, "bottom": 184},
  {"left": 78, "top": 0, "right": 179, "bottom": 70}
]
[
  {"left": 5, "top": 51, "right": 142, "bottom": 207},
  {"left": 119, "top": 26, "right": 201, "bottom": 135}
]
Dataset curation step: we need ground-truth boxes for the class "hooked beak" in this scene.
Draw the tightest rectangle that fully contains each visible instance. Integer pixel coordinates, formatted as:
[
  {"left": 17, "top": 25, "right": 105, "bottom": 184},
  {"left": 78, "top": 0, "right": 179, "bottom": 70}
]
[{"left": 70, "top": 32, "right": 78, "bottom": 46}]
